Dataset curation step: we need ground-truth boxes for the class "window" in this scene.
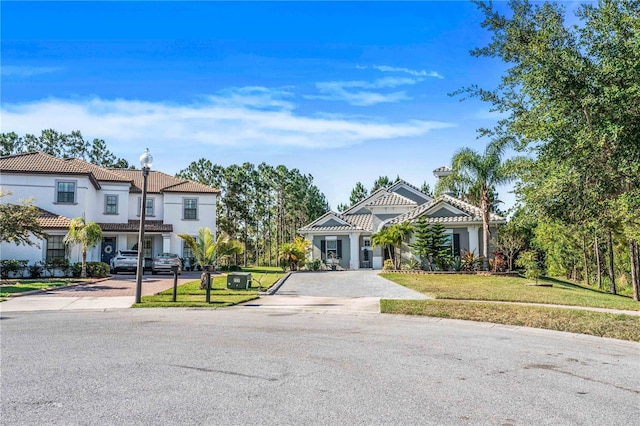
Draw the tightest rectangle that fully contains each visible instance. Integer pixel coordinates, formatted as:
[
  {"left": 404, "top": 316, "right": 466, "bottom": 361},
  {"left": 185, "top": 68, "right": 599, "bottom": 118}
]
[
  {"left": 444, "top": 233, "right": 461, "bottom": 257},
  {"left": 104, "top": 195, "right": 118, "bottom": 214},
  {"left": 137, "top": 197, "right": 154, "bottom": 217},
  {"left": 56, "top": 180, "right": 76, "bottom": 203},
  {"left": 183, "top": 198, "right": 198, "bottom": 220},
  {"left": 143, "top": 238, "right": 152, "bottom": 259},
  {"left": 363, "top": 238, "right": 371, "bottom": 247},
  {"left": 182, "top": 240, "right": 194, "bottom": 260},
  {"left": 46, "top": 235, "right": 66, "bottom": 261}
]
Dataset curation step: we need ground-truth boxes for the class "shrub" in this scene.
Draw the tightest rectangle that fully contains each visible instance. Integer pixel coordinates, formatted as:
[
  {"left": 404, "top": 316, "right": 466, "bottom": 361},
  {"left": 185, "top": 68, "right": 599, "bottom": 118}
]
[
  {"left": 452, "top": 256, "right": 463, "bottom": 272},
  {"left": 0, "top": 259, "right": 28, "bottom": 279},
  {"left": 28, "top": 262, "right": 44, "bottom": 279},
  {"left": 72, "top": 262, "right": 110, "bottom": 278},
  {"left": 461, "top": 249, "right": 480, "bottom": 271},
  {"left": 44, "top": 258, "right": 71, "bottom": 277},
  {"left": 402, "top": 258, "right": 422, "bottom": 270},
  {"left": 383, "top": 259, "right": 395, "bottom": 270},
  {"left": 516, "top": 250, "right": 545, "bottom": 284},
  {"left": 306, "top": 259, "right": 322, "bottom": 271}
]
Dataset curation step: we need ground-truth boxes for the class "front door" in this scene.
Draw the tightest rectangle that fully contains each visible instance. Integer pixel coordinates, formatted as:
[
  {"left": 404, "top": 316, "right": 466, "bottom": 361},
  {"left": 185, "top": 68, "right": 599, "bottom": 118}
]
[{"left": 101, "top": 237, "right": 117, "bottom": 264}]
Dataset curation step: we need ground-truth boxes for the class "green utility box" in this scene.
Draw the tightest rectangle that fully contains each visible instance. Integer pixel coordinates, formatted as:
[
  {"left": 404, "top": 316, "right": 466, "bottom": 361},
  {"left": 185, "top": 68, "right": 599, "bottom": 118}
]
[{"left": 227, "top": 272, "right": 252, "bottom": 290}]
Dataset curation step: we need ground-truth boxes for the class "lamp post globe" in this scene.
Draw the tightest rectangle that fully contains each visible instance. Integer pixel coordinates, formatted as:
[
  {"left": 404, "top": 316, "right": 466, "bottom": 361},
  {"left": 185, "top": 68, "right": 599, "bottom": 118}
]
[
  {"left": 135, "top": 148, "right": 152, "bottom": 304},
  {"left": 140, "top": 148, "right": 153, "bottom": 170}
]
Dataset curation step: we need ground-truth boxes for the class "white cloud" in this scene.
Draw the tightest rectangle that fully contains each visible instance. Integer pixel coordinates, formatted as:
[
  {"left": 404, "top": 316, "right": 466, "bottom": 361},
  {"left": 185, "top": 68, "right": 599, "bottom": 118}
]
[
  {"left": 1, "top": 66, "right": 63, "bottom": 77},
  {"left": 306, "top": 77, "right": 419, "bottom": 106},
  {"left": 372, "top": 65, "right": 444, "bottom": 79},
  {"left": 1, "top": 89, "right": 454, "bottom": 155}
]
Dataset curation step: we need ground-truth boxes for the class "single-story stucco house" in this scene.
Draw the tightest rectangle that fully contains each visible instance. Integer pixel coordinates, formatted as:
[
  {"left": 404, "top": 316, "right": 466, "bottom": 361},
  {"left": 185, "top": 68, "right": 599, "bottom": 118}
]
[{"left": 299, "top": 169, "right": 505, "bottom": 270}]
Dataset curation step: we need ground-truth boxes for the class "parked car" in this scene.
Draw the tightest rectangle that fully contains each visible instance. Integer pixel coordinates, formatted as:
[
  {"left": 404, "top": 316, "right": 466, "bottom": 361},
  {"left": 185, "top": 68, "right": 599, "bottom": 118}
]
[
  {"left": 110, "top": 250, "right": 152, "bottom": 274},
  {"left": 110, "top": 250, "right": 138, "bottom": 274},
  {"left": 152, "top": 253, "right": 182, "bottom": 275}
]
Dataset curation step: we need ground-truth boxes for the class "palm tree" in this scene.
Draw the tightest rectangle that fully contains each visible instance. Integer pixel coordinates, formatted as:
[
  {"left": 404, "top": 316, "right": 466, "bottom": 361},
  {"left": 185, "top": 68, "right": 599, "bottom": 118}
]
[
  {"left": 437, "top": 140, "right": 518, "bottom": 270},
  {"left": 178, "top": 227, "right": 217, "bottom": 269},
  {"left": 387, "top": 223, "right": 413, "bottom": 269},
  {"left": 372, "top": 227, "right": 395, "bottom": 268},
  {"left": 63, "top": 217, "right": 103, "bottom": 278},
  {"left": 178, "top": 228, "right": 243, "bottom": 270},
  {"left": 213, "top": 233, "right": 244, "bottom": 267},
  {"left": 278, "top": 237, "right": 310, "bottom": 271}
]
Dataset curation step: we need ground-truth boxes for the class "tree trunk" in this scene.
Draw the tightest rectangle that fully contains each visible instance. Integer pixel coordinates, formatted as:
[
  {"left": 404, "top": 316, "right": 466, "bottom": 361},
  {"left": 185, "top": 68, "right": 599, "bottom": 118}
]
[
  {"left": 594, "top": 234, "right": 602, "bottom": 289},
  {"left": 582, "top": 232, "right": 590, "bottom": 286},
  {"left": 630, "top": 240, "right": 639, "bottom": 302},
  {"left": 481, "top": 191, "right": 490, "bottom": 271},
  {"left": 607, "top": 230, "right": 616, "bottom": 295},
  {"left": 81, "top": 248, "right": 87, "bottom": 278}
]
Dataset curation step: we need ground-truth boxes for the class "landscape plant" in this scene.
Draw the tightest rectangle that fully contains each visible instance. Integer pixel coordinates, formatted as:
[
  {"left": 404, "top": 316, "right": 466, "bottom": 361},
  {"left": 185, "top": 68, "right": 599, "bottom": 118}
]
[
  {"left": 63, "top": 217, "right": 103, "bottom": 278},
  {"left": 516, "top": 250, "right": 545, "bottom": 285},
  {"left": 278, "top": 236, "right": 310, "bottom": 271}
]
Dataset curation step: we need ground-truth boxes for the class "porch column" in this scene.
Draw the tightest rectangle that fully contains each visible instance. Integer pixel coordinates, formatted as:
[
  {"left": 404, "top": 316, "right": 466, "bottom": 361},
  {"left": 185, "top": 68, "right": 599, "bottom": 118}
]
[
  {"left": 162, "top": 234, "right": 172, "bottom": 254},
  {"left": 349, "top": 233, "right": 359, "bottom": 270},
  {"left": 467, "top": 226, "right": 480, "bottom": 255}
]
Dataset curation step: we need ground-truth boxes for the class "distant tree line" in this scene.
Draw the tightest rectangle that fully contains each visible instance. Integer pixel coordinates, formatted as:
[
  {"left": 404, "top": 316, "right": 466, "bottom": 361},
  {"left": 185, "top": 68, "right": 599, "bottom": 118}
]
[
  {"left": 0, "top": 130, "right": 131, "bottom": 168},
  {"left": 176, "top": 159, "right": 328, "bottom": 267}
]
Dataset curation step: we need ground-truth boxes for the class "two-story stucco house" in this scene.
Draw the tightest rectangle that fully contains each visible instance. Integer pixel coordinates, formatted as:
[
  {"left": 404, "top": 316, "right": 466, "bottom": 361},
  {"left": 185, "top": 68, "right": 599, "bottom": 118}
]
[
  {"left": 0, "top": 151, "right": 219, "bottom": 267},
  {"left": 299, "top": 172, "right": 506, "bottom": 270}
]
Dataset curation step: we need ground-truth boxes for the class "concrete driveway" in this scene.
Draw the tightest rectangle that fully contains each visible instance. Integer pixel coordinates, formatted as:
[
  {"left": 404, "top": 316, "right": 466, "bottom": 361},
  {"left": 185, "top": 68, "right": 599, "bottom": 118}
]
[{"left": 239, "top": 270, "right": 429, "bottom": 314}]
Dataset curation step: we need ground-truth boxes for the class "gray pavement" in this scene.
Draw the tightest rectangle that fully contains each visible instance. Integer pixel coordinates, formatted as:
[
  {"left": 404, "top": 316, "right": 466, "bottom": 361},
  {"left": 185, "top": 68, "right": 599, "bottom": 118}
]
[
  {"left": 240, "top": 270, "right": 429, "bottom": 313},
  {"left": 2, "top": 308, "right": 639, "bottom": 425},
  {"left": 274, "top": 270, "right": 429, "bottom": 298}
]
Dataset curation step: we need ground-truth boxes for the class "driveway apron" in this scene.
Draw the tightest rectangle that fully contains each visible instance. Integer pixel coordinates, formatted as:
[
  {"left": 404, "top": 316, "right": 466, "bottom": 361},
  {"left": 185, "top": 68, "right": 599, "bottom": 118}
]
[{"left": 240, "top": 270, "right": 429, "bottom": 313}]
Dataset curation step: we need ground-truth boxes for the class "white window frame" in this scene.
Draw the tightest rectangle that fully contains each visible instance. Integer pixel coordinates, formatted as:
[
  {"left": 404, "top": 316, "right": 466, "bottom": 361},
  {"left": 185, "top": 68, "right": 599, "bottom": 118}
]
[
  {"left": 55, "top": 180, "right": 77, "bottom": 204},
  {"left": 137, "top": 197, "right": 155, "bottom": 217},
  {"left": 182, "top": 197, "right": 198, "bottom": 220},
  {"left": 104, "top": 194, "right": 119, "bottom": 215}
]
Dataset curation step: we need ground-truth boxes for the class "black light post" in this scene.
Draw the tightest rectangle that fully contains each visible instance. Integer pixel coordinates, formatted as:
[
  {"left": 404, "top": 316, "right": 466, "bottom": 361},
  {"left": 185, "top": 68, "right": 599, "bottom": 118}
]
[{"left": 135, "top": 148, "right": 153, "bottom": 304}]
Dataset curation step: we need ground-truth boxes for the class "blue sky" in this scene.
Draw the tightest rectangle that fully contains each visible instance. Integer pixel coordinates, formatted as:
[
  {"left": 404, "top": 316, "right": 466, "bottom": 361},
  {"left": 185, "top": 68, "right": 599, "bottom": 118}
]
[{"left": 1, "top": 1, "right": 575, "bottom": 210}]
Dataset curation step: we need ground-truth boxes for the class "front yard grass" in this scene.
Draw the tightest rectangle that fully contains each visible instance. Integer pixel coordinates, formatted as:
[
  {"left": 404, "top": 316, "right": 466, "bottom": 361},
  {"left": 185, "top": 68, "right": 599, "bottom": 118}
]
[
  {"left": 379, "top": 273, "right": 640, "bottom": 342},
  {"left": 0, "top": 280, "right": 78, "bottom": 300},
  {"left": 380, "top": 273, "right": 640, "bottom": 311},
  {"left": 380, "top": 299, "right": 640, "bottom": 342},
  {"left": 134, "top": 267, "right": 284, "bottom": 308}
]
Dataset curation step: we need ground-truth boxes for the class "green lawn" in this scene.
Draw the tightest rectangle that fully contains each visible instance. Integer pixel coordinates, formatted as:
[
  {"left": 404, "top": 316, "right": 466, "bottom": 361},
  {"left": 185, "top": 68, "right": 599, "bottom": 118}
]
[
  {"left": 379, "top": 273, "right": 640, "bottom": 342},
  {"left": 380, "top": 299, "right": 640, "bottom": 342},
  {"left": 0, "top": 280, "right": 77, "bottom": 299},
  {"left": 135, "top": 267, "right": 285, "bottom": 308},
  {"left": 380, "top": 273, "right": 640, "bottom": 311}
]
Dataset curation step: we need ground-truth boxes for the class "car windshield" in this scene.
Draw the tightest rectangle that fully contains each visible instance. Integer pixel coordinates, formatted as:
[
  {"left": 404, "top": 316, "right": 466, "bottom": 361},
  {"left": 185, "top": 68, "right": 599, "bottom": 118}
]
[{"left": 119, "top": 251, "right": 137, "bottom": 257}]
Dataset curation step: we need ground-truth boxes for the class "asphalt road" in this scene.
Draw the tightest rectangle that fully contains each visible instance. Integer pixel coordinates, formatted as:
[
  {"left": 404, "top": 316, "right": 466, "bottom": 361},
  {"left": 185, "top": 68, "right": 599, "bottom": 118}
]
[{"left": 2, "top": 308, "right": 638, "bottom": 425}]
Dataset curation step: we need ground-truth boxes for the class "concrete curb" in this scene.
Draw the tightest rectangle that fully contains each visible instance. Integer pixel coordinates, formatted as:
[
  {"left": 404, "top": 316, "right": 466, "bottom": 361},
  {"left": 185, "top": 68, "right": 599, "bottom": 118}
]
[{"left": 262, "top": 271, "right": 293, "bottom": 295}]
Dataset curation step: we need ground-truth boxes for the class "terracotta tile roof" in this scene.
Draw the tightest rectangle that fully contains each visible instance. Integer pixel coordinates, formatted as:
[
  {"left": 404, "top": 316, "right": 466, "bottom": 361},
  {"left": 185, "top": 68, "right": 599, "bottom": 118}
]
[
  {"left": 98, "top": 220, "right": 173, "bottom": 232},
  {"left": 0, "top": 152, "right": 218, "bottom": 195},
  {"left": 111, "top": 169, "right": 219, "bottom": 194},
  {"left": 0, "top": 152, "right": 101, "bottom": 188},
  {"left": 64, "top": 158, "right": 132, "bottom": 182},
  {"left": 36, "top": 208, "right": 71, "bottom": 229},
  {"left": 366, "top": 192, "right": 417, "bottom": 207}
]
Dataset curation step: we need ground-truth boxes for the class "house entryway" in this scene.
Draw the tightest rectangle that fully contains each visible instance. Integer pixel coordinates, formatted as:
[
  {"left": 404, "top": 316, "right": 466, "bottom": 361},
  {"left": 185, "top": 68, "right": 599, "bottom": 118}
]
[{"left": 101, "top": 237, "right": 117, "bottom": 265}]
